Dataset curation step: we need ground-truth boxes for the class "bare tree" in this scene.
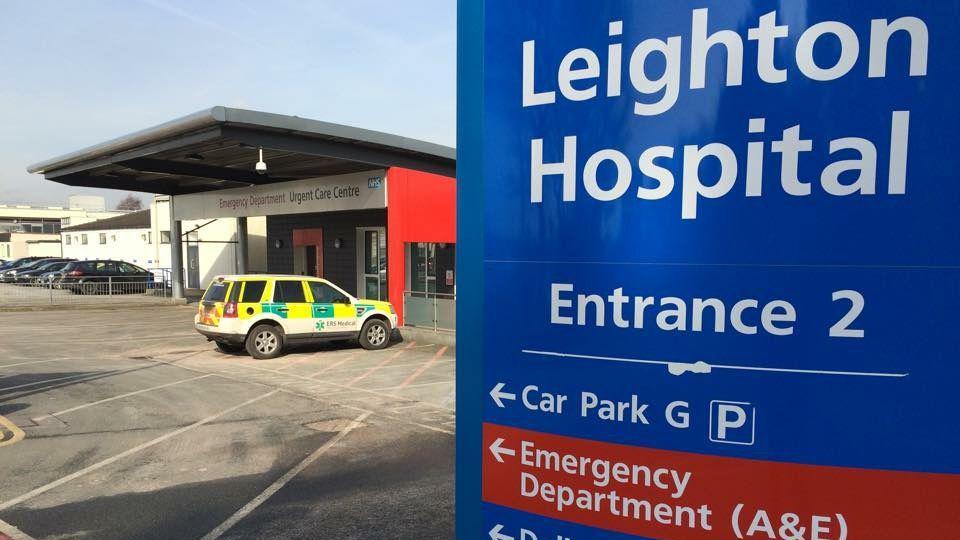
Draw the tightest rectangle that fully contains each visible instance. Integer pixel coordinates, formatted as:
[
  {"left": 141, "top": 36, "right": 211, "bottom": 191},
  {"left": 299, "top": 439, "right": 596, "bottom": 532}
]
[{"left": 115, "top": 194, "right": 143, "bottom": 211}]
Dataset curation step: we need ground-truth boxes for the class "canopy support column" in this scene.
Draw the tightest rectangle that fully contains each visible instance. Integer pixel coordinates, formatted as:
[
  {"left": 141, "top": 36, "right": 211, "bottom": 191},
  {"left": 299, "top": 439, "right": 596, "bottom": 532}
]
[
  {"left": 169, "top": 198, "right": 184, "bottom": 299},
  {"left": 236, "top": 216, "right": 249, "bottom": 274}
]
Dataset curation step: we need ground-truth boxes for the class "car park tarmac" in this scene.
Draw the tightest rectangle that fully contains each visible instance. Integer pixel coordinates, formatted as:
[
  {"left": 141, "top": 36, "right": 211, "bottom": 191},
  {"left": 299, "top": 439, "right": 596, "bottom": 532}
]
[{"left": 0, "top": 305, "right": 454, "bottom": 539}]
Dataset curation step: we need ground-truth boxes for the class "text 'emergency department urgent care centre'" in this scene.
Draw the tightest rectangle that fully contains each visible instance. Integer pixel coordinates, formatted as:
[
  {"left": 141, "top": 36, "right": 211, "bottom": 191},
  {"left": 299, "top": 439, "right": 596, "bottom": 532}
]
[{"left": 27, "top": 107, "right": 456, "bottom": 330}]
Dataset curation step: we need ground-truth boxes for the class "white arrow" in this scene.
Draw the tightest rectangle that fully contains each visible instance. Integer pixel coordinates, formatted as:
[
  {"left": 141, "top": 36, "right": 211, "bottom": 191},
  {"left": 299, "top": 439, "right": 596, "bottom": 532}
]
[
  {"left": 489, "top": 524, "right": 514, "bottom": 540},
  {"left": 488, "top": 437, "right": 515, "bottom": 463},
  {"left": 489, "top": 382, "right": 516, "bottom": 408}
]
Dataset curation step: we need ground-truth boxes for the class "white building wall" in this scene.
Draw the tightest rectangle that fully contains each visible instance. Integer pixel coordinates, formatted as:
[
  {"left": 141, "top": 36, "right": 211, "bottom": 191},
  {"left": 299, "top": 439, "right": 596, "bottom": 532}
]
[
  {"left": 26, "top": 241, "right": 62, "bottom": 257},
  {"left": 61, "top": 228, "right": 154, "bottom": 268},
  {"left": 7, "top": 233, "right": 62, "bottom": 258},
  {"left": 152, "top": 196, "right": 266, "bottom": 289},
  {"left": 247, "top": 217, "right": 267, "bottom": 273},
  {"left": 54, "top": 197, "right": 265, "bottom": 290}
]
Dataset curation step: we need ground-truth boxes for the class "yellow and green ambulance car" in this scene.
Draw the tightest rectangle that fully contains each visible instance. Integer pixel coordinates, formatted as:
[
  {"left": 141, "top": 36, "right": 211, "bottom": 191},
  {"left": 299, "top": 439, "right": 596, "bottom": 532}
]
[{"left": 195, "top": 274, "right": 398, "bottom": 358}]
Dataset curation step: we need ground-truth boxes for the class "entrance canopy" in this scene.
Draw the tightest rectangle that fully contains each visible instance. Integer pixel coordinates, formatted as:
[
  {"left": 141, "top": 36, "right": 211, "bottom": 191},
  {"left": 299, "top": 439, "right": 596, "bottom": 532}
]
[{"left": 28, "top": 107, "right": 456, "bottom": 195}]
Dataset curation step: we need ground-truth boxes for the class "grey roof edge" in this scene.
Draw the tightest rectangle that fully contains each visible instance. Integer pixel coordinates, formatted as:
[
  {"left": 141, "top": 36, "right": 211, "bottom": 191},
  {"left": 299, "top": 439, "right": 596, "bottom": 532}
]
[
  {"left": 219, "top": 108, "right": 456, "bottom": 161},
  {"left": 27, "top": 106, "right": 455, "bottom": 175},
  {"left": 27, "top": 107, "right": 224, "bottom": 174},
  {"left": 62, "top": 209, "right": 150, "bottom": 232}
]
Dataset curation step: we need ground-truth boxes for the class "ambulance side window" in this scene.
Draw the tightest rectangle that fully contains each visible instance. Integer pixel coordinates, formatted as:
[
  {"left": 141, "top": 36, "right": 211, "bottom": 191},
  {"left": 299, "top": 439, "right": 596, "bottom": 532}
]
[
  {"left": 309, "top": 282, "right": 349, "bottom": 304},
  {"left": 202, "top": 282, "right": 230, "bottom": 302},
  {"left": 227, "top": 282, "right": 241, "bottom": 303},
  {"left": 241, "top": 281, "right": 266, "bottom": 303},
  {"left": 274, "top": 280, "right": 306, "bottom": 303}
]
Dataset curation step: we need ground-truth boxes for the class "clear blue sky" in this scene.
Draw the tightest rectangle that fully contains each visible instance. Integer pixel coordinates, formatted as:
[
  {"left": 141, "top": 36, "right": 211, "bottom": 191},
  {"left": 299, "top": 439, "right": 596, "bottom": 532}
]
[{"left": 0, "top": 0, "right": 455, "bottom": 207}]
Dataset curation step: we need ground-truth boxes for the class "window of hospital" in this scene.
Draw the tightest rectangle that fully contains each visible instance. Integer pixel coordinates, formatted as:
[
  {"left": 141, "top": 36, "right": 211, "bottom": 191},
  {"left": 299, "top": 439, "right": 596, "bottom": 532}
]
[{"left": 407, "top": 242, "right": 455, "bottom": 295}]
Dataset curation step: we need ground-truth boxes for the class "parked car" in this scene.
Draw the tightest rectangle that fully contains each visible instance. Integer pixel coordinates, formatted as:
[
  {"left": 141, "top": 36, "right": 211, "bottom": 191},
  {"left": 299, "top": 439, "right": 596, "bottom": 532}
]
[
  {"left": 0, "top": 258, "right": 70, "bottom": 283},
  {"left": 0, "top": 258, "right": 25, "bottom": 272},
  {"left": 36, "top": 266, "right": 69, "bottom": 288},
  {"left": 194, "top": 274, "right": 398, "bottom": 358},
  {"left": 59, "top": 260, "right": 153, "bottom": 294},
  {"left": 0, "top": 256, "right": 48, "bottom": 274},
  {"left": 17, "top": 260, "right": 74, "bottom": 285}
]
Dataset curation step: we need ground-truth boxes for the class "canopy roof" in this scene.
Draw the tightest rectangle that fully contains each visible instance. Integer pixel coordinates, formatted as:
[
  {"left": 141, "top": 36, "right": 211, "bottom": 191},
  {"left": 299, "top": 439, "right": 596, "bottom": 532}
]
[{"left": 28, "top": 107, "right": 456, "bottom": 195}]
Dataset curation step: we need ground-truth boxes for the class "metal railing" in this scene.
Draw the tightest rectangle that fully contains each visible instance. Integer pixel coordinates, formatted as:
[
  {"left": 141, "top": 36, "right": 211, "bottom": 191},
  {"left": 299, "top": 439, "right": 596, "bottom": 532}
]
[
  {"left": 403, "top": 291, "right": 455, "bottom": 332},
  {"left": 0, "top": 274, "right": 172, "bottom": 306}
]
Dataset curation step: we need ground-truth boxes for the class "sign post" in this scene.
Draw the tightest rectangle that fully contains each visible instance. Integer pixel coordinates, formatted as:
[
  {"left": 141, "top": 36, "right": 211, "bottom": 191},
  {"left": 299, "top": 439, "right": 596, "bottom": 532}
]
[{"left": 458, "top": 1, "right": 960, "bottom": 539}]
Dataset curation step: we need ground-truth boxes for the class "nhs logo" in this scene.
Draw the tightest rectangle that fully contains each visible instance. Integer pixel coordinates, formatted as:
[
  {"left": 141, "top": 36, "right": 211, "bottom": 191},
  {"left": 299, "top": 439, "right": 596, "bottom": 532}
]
[{"left": 368, "top": 176, "right": 383, "bottom": 189}]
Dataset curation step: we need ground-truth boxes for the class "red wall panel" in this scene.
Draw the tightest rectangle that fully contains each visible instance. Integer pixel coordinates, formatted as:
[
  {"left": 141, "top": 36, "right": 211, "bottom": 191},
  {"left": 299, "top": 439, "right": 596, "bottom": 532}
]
[
  {"left": 386, "top": 167, "right": 456, "bottom": 324},
  {"left": 291, "top": 228, "right": 323, "bottom": 278}
]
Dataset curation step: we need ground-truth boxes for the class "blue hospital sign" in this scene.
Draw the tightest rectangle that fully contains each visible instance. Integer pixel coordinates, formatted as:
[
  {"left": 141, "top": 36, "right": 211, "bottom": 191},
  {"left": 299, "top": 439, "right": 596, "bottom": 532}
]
[{"left": 456, "top": 1, "right": 960, "bottom": 539}]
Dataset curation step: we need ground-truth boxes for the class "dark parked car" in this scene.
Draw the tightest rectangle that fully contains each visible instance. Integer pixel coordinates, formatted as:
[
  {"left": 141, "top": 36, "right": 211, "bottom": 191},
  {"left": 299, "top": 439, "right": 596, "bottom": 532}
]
[
  {"left": 60, "top": 260, "right": 153, "bottom": 294},
  {"left": 17, "top": 260, "right": 74, "bottom": 285},
  {"left": 0, "top": 257, "right": 70, "bottom": 283},
  {"left": 0, "top": 256, "right": 48, "bottom": 274}
]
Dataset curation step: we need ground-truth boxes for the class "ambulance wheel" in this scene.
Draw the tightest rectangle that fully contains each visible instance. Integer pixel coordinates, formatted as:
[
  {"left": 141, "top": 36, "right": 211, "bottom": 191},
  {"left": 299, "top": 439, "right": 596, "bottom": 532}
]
[
  {"left": 359, "top": 319, "right": 390, "bottom": 350},
  {"left": 246, "top": 324, "right": 285, "bottom": 359},
  {"left": 215, "top": 341, "right": 244, "bottom": 354}
]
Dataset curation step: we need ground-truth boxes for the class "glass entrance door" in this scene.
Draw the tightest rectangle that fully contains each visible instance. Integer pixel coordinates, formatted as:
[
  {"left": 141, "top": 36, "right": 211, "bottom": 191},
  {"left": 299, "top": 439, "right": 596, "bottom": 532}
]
[{"left": 356, "top": 227, "right": 386, "bottom": 300}]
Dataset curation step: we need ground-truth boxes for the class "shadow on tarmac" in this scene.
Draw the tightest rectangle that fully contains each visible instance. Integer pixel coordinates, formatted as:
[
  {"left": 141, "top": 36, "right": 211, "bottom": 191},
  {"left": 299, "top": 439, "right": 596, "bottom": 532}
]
[
  {"left": 0, "top": 365, "right": 164, "bottom": 405},
  {"left": 1, "top": 427, "right": 454, "bottom": 540}
]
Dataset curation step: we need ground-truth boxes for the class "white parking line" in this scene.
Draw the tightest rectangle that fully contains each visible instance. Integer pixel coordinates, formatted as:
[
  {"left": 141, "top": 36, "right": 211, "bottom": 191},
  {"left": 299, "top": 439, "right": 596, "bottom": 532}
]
[
  {"left": 397, "top": 346, "right": 448, "bottom": 389},
  {"left": 32, "top": 374, "right": 214, "bottom": 422},
  {"left": 0, "top": 355, "right": 164, "bottom": 370},
  {"left": 0, "top": 373, "right": 97, "bottom": 393},
  {"left": 274, "top": 350, "right": 359, "bottom": 372},
  {"left": 0, "top": 319, "right": 189, "bottom": 332},
  {"left": 440, "top": 389, "right": 456, "bottom": 408},
  {"left": 347, "top": 344, "right": 412, "bottom": 385},
  {"left": 0, "top": 390, "right": 278, "bottom": 512},
  {"left": 200, "top": 411, "right": 372, "bottom": 540},
  {"left": 231, "top": 363, "right": 451, "bottom": 407},
  {"left": 316, "top": 357, "right": 455, "bottom": 376},
  {"left": 0, "top": 358, "right": 74, "bottom": 369},
  {"left": 39, "top": 333, "right": 199, "bottom": 345},
  {"left": 371, "top": 379, "right": 454, "bottom": 391},
  {"left": 0, "top": 363, "right": 158, "bottom": 395},
  {"left": 412, "top": 422, "right": 454, "bottom": 436},
  {"left": 0, "top": 518, "right": 35, "bottom": 540},
  {"left": 307, "top": 356, "right": 353, "bottom": 377}
]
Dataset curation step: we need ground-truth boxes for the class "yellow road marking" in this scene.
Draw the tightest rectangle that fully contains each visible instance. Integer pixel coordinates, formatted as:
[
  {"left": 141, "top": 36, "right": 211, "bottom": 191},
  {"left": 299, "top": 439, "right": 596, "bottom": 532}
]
[{"left": 0, "top": 414, "right": 25, "bottom": 448}]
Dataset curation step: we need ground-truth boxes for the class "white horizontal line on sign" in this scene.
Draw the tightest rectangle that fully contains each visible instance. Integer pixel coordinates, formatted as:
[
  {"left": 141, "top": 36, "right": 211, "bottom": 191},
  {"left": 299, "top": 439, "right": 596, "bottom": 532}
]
[
  {"left": 486, "top": 259, "right": 960, "bottom": 270},
  {"left": 521, "top": 349, "right": 909, "bottom": 379}
]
